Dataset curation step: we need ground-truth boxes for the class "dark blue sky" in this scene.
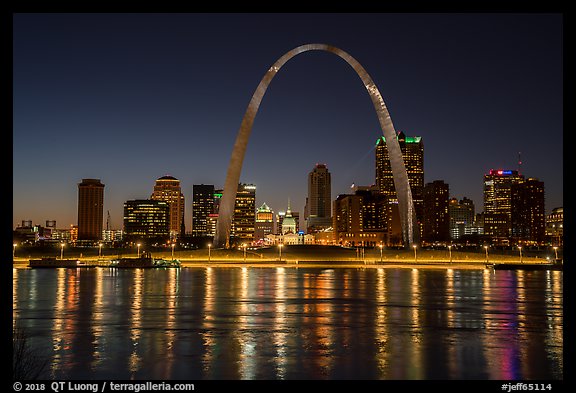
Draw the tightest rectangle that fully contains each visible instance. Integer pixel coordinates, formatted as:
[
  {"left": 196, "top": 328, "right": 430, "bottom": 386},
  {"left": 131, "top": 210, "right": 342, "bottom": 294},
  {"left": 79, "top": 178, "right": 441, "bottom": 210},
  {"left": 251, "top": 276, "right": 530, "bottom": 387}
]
[{"left": 13, "top": 13, "right": 563, "bottom": 230}]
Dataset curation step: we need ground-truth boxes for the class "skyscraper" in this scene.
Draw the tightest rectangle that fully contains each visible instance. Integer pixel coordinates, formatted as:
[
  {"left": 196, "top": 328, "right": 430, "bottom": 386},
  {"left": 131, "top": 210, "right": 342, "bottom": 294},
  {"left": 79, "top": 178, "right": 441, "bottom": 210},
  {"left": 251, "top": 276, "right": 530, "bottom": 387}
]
[
  {"left": 375, "top": 131, "right": 424, "bottom": 237},
  {"left": 422, "top": 180, "right": 450, "bottom": 243},
  {"left": 305, "top": 163, "right": 332, "bottom": 232},
  {"left": 123, "top": 199, "right": 170, "bottom": 243},
  {"left": 483, "top": 169, "right": 524, "bottom": 241},
  {"left": 231, "top": 183, "right": 256, "bottom": 245},
  {"left": 545, "top": 207, "right": 563, "bottom": 246},
  {"left": 333, "top": 186, "right": 388, "bottom": 247},
  {"left": 77, "top": 178, "right": 105, "bottom": 241},
  {"left": 276, "top": 211, "right": 286, "bottom": 235},
  {"left": 150, "top": 175, "right": 185, "bottom": 239},
  {"left": 448, "top": 197, "right": 475, "bottom": 240},
  {"left": 255, "top": 202, "right": 274, "bottom": 242},
  {"left": 511, "top": 178, "right": 545, "bottom": 244},
  {"left": 192, "top": 184, "right": 215, "bottom": 237},
  {"left": 205, "top": 189, "right": 223, "bottom": 237}
]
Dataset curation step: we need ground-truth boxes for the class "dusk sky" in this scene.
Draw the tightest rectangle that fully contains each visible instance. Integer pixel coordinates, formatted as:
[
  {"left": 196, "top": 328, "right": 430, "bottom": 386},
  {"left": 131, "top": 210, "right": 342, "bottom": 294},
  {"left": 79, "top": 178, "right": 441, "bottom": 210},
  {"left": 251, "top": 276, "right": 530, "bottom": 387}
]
[{"left": 13, "top": 13, "right": 563, "bottom": 230}]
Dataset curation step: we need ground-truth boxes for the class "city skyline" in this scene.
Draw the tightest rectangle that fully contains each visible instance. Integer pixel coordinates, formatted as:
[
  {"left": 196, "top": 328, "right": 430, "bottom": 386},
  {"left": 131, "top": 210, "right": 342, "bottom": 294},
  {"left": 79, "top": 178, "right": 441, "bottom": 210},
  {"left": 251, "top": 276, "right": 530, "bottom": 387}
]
[{"left": 13, "top": 13, "right": 563, "bottom": 230}]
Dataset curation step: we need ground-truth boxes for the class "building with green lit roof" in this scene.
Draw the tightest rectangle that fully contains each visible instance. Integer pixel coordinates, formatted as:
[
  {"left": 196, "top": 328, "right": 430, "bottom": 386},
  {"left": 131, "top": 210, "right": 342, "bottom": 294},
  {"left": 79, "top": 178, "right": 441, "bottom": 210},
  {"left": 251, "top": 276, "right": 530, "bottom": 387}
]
[{"left": 375, "top": 131, "right": 424, "bottom": 238}]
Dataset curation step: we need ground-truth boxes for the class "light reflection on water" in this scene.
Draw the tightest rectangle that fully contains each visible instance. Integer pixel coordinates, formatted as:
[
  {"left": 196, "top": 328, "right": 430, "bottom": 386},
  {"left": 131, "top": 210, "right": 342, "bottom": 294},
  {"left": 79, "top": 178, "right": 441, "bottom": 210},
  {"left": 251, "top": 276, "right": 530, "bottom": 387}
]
[{"left": 12, "top": 267, "right": 562, "bottom": 380}]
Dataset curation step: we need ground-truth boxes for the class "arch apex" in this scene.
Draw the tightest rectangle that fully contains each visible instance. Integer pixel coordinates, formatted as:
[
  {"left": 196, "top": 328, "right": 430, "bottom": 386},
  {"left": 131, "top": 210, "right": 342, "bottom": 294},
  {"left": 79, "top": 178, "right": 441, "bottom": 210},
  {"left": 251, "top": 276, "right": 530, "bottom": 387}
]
[{"left": 214, "top": 44, "right": 417, "bottom": 248}]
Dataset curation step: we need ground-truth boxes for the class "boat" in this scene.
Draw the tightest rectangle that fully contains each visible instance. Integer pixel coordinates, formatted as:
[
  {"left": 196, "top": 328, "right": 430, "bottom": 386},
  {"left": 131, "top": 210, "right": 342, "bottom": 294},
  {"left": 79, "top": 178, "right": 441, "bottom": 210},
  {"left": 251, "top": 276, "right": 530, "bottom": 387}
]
[
  {"left": 110, "top": 251, "right": 180, "bottom": 268},
  {"left": 154, "top": 258, "right": 181, "bottom": 268},
  {"left": 111, "top": 257, "right": 154, "bottom": 268},
  {"left": 29, "top": 258, "right": 81, "bottom": 268}
]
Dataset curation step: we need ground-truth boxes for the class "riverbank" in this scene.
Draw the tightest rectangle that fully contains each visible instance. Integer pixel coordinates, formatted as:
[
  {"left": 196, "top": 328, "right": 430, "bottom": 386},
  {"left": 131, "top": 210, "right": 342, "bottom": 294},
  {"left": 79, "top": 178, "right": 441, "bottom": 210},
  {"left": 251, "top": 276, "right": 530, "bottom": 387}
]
[
  {"left": 13, "top": 257, "right": 557, "bottom": 271},
  {"left": 13, "top": 244, "right": 560, "bottom": 270}
]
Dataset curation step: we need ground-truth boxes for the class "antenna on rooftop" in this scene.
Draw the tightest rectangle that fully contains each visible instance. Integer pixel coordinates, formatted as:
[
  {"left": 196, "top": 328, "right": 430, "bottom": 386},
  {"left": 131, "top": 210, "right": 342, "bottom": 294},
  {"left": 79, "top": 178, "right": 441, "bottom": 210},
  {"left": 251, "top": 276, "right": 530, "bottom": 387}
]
[{"left": 518, "top": 151, "right": 522, "bottom": 175}]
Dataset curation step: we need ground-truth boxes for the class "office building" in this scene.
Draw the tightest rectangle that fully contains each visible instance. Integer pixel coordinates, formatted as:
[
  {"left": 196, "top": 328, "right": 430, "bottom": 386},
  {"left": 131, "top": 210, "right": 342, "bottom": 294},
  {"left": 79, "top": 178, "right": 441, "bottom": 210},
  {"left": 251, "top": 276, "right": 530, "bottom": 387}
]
[
  {"left": 448, "top": 197, "right": 475, "bottom": 240},
  {"left": 511, "top": 178, "right": 545, "bottom": 245},
  {"left": 276, "top": 211, "right": 286, "bottom": 235},
  {"left": 483, "top": 169, "right": 525, "bottom": 241},
  {"left": 375, "top": 131, "right": 424, "bottom": 237},
  {"left": 333, "top": 186, "right": 388, "bottom": 247},
  {"left": 255, "top": 202, "right": 274, "bottom": 242},
  {"left": 77, "top": 178, "right": 105, "bottom": 241},
  {"left": 150, "top": 175, "right": 185, "bottom": 239},
  {"left": 123, "top": 199, "right": 170, "bottom": 242},
  {"left": 203, "top": 189, "right": 224, "bottom": 237},
  {"left": 422, "top": 180, "right": 450, "bottom": 243},
  {"left": 545, "top": 207, "right": 563, "bottom": 246},
  {"left": 192, "top": 184, "right": 215, "bottom": 236},
  {"left": 305, "top": 163, "right": 332, "bottom": 232},
  {"left": 231, "top": 183, "right": 256, "bottom": 245}
]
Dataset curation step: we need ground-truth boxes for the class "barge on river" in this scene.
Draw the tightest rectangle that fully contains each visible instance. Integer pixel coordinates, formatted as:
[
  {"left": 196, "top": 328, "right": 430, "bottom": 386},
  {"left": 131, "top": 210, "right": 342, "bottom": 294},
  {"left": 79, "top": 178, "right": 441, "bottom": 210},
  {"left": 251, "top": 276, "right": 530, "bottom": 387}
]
[
  {"left": 29, "top": 258, "right": 84, "bottom": 268},
  {"left": 109, "top": 251, "right": 180, "bottom": 268}
]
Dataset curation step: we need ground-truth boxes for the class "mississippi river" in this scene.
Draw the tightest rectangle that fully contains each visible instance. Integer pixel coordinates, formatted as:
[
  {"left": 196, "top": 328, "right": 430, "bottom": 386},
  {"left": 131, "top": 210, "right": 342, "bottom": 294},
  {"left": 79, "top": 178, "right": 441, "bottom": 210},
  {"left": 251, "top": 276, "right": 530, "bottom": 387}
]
[{"left": 12, "top": 267, "right": 563, "bottom": 380}]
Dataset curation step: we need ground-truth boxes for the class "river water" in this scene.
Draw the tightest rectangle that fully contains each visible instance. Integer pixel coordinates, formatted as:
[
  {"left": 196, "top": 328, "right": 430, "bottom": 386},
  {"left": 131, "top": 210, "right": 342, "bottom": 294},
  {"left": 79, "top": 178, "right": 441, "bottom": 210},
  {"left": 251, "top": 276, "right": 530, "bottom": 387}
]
[{"left": 12, "top": 267, "right": 563, "bottom": 380}]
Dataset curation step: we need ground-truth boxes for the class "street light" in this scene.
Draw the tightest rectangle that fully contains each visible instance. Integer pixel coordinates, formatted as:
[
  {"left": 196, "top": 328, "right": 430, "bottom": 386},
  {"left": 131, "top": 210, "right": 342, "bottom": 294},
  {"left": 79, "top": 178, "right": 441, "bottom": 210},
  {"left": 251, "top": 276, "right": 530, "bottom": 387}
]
[
  {"left": 60, "top": 242, "right": 65, "bottom": 260},
  {"left": 278, "top": 243, "right": 283, "bottom": 261},
  {"left": 171, "top": 242, "right": 175, "bottom": 261},
  {"left": 137, "top": 243, "right": 141, "bottom": 258},
  {"left": 484, "top": 245, "right": 489, "bottom": 263},
  {"left": 13, "top": 243, "right": 17, "bottom": 259},
  {"left": 208, "top": 243, "right": 212, "bottom": 263},
  {"left": 413, "top": 244, "right": 417, "bottom": 263},
  {"left": 518, "top": 245, "right": 523, "bottom": 264},
  {"left": 448, "top": 245, "right": 452, "bottom": 263},
  {"left": 243, "top": 244, "right": 247, "bottom": 262},
  {"left": 379, "top": 244, "right": 383, "bottom": 263}
]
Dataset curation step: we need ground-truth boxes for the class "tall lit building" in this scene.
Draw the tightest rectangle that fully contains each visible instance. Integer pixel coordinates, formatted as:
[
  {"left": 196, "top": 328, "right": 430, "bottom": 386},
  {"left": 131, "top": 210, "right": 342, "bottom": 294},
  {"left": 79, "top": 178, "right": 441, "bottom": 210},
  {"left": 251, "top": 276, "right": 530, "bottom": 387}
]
[
  {"left": 545, "top": 207, "right": 563, "bottom": 246},
  {"left": 192, "top": 184, "right": 215, "bottom": 237},
  {"left": 255, "top": 202, "right": 274, "bottom": 242},
  {"left": 276, "top": 211, "right": 286, "bottom": 235},
  {"left": 150, "top": 175, "right": 185, "bottom": 239},
  {"left": 213, "top": 189, "right": 223, "bottom": 214},
  {"left": 206, "top": 189, "right": 224, "bottom": 236},
  {"left": 375, "top": 131, "right": 424, "bottom": 237},
  {"left": 206, "top": 214, "right": 219, "bottom": 237},
  {"left": 422, "top": 180, "right": 450, "bottom": 243},
  {"left": 77, "top": 178, "right": 105, "bottom": 241},
  {"left": 333, "top": 186, "right": 388, "bottom": 247},
  {"left": 123, "top": 199, "right": 170, "bottom": 242},
  {"left": 511, "top": 178, "right": 545, "bottom": 245},
  {"left": 448, "top": 197, "right": 475, "bottom": 240},
  {"left": 70, "top": 225, "right": 78, "bottom": 243},
  {"left": 231, "top": 183, "right": 256, "bottom": 245},
  {"left": 305, "top": 163, "right": 332, "bottom": 232},
  {"left": 483, "top": 169, "right": 524, "bottom": 241}
]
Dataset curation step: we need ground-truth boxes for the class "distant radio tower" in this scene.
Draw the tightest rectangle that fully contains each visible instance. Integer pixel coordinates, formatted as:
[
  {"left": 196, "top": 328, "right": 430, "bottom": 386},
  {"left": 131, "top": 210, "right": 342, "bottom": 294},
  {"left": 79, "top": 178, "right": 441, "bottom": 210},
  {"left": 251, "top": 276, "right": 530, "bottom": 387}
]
[
  {"left": 106, "top": 210, "right": 111, "bottom": 231},
  {"left": 518, "top": 151, "right": 522, "bottom": 175}
]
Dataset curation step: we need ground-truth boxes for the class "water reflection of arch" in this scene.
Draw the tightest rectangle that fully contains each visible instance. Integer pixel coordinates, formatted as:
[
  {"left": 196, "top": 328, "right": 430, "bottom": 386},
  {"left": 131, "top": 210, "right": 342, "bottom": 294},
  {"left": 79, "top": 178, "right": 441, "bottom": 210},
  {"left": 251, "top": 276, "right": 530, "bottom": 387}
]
[{"left": 214, "top": 43, "right": 417, "bottom": 248}]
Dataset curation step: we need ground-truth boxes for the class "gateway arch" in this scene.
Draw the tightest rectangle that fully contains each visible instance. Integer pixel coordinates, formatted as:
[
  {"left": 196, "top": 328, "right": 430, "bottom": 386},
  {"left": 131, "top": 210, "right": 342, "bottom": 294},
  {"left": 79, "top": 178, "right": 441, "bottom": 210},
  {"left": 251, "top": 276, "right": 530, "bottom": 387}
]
[{"left": 214, "top": 43, "right": 417, "bottom": 249}]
